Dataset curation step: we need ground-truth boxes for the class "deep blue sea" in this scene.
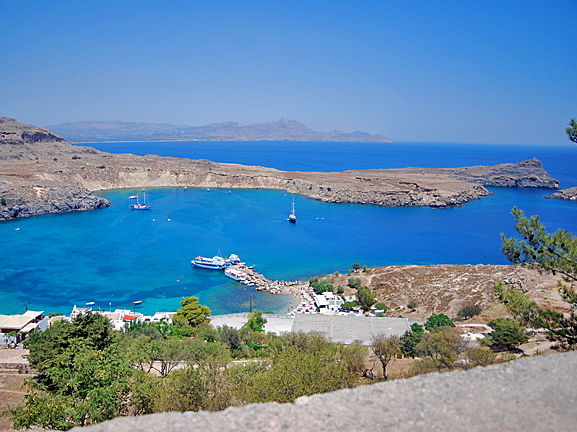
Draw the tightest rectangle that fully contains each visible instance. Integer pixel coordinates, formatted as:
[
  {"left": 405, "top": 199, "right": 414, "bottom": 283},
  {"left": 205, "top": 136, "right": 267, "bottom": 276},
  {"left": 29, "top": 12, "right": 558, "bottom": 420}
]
[{"left": 1, "top": 141, "right": 576, "bottom": 316}]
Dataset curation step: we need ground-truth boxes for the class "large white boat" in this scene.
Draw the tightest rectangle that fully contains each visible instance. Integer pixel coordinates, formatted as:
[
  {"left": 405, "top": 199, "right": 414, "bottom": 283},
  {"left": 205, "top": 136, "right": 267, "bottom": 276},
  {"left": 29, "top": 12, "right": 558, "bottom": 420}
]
[
  {"left": 192, "top": 252, "right": 240, "bottom": 270},
  {"left": 192, "top": 255, "right": 231, "bottom": 270},
  {"left": 224, "top": 268, "right": 247, "bottom": 281},
  {"left": 228, "top": 254, "right": 241, "bottom": 265},
  {"left": 131, "top": 190, "right": 152, "bottom": 210}
]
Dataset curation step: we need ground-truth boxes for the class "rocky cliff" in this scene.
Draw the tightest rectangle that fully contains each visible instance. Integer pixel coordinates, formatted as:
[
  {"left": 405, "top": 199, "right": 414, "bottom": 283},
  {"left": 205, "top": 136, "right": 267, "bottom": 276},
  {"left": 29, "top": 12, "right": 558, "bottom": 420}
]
[
  {"left": 0, "top": 118, "right": 560, "bottom": 221},
  {"left": 450, "top": 158, "right": 560, "bottom": 188}
]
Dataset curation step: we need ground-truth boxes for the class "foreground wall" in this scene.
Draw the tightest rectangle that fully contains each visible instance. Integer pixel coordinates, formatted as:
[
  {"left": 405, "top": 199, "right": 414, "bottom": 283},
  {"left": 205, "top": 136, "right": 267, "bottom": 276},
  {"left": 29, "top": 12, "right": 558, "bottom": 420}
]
[{"left": 78, "top": 351, "right": 577, "bottom": 432}]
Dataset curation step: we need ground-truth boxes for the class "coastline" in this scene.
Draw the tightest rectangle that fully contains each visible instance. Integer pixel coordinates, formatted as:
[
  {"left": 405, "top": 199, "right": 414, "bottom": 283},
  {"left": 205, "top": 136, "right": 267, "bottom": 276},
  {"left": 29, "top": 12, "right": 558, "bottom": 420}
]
[{"left": 0, "top": 118, "right": 562, "bottom": 222}]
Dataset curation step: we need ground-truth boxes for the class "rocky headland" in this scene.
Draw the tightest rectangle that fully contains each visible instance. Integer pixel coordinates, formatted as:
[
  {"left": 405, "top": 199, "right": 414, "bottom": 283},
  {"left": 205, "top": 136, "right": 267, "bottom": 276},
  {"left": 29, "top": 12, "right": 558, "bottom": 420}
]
[
  {"left": 0, "top": 118, "right": 560, "bottom": 221},
  {"left": 547, "top": 186, "right": 577, "bottom": 201}
]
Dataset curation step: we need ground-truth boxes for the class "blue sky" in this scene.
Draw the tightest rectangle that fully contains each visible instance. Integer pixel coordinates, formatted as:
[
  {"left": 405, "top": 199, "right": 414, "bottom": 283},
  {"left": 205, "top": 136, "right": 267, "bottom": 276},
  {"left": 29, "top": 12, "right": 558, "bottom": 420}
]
[{"left": 1, "top": 0, "right": 576, "bottom": 144}]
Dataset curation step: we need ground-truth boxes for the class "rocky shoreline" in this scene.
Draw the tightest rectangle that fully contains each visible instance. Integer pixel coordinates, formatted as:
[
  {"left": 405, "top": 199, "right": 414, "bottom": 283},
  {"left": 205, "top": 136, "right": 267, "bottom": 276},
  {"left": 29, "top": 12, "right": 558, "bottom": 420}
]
[
  {"left": 546, "top": 186, "right": 577, "bottom": 201},
  {"left": 0, "top": 117, "right": 561, "bottom": 221}
]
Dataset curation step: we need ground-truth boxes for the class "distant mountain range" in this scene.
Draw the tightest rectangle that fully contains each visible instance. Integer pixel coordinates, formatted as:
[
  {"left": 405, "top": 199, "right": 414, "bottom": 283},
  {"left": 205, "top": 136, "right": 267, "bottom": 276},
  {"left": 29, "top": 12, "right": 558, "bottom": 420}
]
[{"left": 46, "top": 118, "right": 392, "bottom": 143}]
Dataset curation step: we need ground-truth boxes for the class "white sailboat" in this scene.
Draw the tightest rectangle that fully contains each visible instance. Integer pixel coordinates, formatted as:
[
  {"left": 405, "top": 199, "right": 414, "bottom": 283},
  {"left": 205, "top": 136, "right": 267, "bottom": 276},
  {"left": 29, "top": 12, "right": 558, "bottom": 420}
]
[
  {"left": 131, "top": 190, "right": 152, "bottom": 210},
  {"left": 288, "top": 198, "right": 296, "bottom": 223}
]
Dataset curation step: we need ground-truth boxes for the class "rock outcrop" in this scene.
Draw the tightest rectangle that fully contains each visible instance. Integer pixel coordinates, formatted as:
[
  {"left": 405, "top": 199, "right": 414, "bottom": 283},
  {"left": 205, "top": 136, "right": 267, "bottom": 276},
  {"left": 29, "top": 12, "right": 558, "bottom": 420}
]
[
  {"left": 0, "top": 181, "right": 109, "bottom": 220},
  {"left": 450, "top": 157, "right": 559, "bottom": 188},
  {"left": 547, "top": 186, "right": 577, "bottom": 201},
  {"left": 0, "top": 118, "right": 561, "bottom": 221}
]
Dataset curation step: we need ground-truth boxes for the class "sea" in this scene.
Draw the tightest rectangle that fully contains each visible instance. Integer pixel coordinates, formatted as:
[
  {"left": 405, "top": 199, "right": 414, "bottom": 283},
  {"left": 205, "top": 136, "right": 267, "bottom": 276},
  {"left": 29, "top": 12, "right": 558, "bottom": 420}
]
[{"left": 1, "top": 141, "right": 576, "bottom": 317}]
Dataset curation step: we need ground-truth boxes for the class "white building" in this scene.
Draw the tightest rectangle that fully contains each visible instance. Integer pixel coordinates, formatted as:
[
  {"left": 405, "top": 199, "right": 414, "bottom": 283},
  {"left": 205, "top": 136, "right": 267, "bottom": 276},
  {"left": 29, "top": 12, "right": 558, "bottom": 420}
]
[{"left": 311, "top": 291, "right": 345, "bottom": 313}]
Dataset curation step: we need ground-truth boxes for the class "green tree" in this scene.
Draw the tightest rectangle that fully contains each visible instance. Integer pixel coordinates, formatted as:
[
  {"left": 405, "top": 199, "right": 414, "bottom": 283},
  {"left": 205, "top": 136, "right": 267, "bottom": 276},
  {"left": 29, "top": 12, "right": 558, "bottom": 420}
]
[
  {"left": 498, "top": 207, "right": 577, "bottom": 350},
  {"left": 356, "top": 286, "right": 376, "bottom": 312},
  {"left": 457, "top": 304, "right": 482, "bottom": 320},
  {"left": 173, "top": 295, "right": 211, "bottom": 327},
  {"left": 155, "top": 367, "right": 204, "bottom": 413},
  {"left": 371, "top": 333, "right": 400, "bottom": 380},
  {"left": 123, "top": 319, "right": 163, "bottom": 340},
  {"left": 416, "top": 328, "right": 466, "bottom": 370},
  {"left": 487, "top": 317, "right": 529, "bottom": 349},
  {"left": 243, "top": 310, "right": 267, "bottom": 333},
  {"left": 8, "top": 312, "right": 133, "bottom": 430},
  {"left": 340, "top": 341, "right": 369, "bottom": 377},
  {"left": 352, "top": 263, "right": 361, "bottom": 271},
  {"left": 219, "top": 325, "right": 247, "bottom": 358},
  {"left": 126, "top": 370, "right": 161, "bottom": 416},
  {"left": 149, "top": 338, "right": 191, "bottom": 377},
  {"left": 425, "top": 313, "right": 455, "bottom": 331},
  {"left": 247, "top": 333, "right": 357, "bottom": 404},
  {"left": 348, "top": 277, "right": 362, "bottom": 289},
  {"left": 400, "top": 323, "right": 424, "bottom": 358},
  {"left": 310, "top": 278, "right": 334, "bottom": 295},
  {"left": 375, "top": 302, "right": 388, "bottom": 312},
  {"left": 341, "top": 301, "right": 358, "bottom": 310},
  {"left": 566, "top": 118, "right": 577, "bottom": 144},
  {"left": 501, "top": 207, "right": 577, "bottom": 282}
]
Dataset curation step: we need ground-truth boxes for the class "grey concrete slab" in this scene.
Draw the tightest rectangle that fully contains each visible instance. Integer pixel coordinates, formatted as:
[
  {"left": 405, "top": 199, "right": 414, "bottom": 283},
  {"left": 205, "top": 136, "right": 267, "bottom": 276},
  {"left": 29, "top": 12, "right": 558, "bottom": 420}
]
[{"left": 292, "top": 314, "right": 411, "bottom": 344}]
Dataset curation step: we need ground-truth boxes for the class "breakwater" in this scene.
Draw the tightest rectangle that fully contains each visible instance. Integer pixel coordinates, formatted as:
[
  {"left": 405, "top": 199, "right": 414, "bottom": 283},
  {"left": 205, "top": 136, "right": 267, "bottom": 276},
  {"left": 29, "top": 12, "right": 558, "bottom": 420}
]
[{"left": 227, "top": 264, "right": 308, "bottom": 296}]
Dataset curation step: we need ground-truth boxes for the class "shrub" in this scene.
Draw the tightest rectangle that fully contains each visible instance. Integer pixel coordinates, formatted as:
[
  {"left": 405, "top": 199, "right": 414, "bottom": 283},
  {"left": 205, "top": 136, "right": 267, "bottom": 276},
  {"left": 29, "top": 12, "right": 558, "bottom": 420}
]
[
  {"left": 400, "top": 323, "right": 424, "bottom": 358},
  {"left": 425, "top": 313, "right": 455, "bottom": 331},
  {"left": 310, "top": 278, "right": 334, "bottom": 295},
  {"left": 375, "top": 302, "right": 388, "bottom": 312},
  {"left": 487, "top": 317, "right": 529, "bottom": 349},
  {"left": 457, "top": 305, "right": 482, "bottom": 320},
  {"left": 348, "top": 278, "right": 362, "bottom": 289},
  {"left": 341, "top": 302, "right": 357, "bottom": 310},
  {"left": 356, "top": 286, "right": 376, "bottom": 311},
  {"left": 467, "top": 347, "right": 497, "bottom": 368}
]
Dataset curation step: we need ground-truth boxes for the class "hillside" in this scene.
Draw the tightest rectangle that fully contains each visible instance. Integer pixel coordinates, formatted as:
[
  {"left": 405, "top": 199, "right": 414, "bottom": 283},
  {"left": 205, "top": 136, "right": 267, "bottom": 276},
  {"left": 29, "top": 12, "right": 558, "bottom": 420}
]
[{"left": 46, "top": 118, "right": 392, "bottom": 143}]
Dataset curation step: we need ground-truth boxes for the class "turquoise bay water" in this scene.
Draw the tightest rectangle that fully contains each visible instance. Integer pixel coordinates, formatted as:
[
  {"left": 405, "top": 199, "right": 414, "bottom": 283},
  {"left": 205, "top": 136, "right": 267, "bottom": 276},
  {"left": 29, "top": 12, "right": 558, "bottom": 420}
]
[{"left": 1, "top": 142, "right": 576, "bottom": 316}]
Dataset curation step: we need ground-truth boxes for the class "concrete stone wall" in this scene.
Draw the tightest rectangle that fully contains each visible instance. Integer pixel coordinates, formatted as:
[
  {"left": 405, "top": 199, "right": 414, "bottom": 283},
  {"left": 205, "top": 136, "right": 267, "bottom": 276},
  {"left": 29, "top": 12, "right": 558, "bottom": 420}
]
[{"left": 78, "top": 351, "right": 577, "bottom": 432}]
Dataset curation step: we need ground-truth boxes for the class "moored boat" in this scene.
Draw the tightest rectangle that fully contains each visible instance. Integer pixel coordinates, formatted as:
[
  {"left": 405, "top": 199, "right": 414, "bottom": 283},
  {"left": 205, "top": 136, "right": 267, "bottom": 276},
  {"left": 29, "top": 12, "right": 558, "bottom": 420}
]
[
  {"left": 224, "top": 268, "right": 247, "bottom": 281},
  {"left": 288, "top": 198, "right": 296, "bottom": 223},
  {"left": 131, "top": 190, "right": 152, "bottom": 210},
  {"left": 192, "top": 252, "right": 241, "bottom": 270},
  {"left": 192, "top": 255, "right": 231, "bottom": 270}
]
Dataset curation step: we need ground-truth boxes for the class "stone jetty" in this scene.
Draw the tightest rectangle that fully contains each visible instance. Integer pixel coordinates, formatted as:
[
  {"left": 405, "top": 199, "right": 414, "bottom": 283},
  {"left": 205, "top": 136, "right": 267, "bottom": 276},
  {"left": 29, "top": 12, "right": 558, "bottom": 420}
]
[{"left": 227, "top": 264, "right": 308, "bottom": 295}]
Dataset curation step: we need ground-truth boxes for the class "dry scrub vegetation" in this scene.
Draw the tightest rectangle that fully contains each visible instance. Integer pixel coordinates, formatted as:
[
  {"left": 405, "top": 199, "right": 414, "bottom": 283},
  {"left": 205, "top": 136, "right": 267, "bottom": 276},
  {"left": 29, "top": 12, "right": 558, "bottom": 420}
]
[{"left": 331, "top": 264, "right": 568, "bottom": 323}]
